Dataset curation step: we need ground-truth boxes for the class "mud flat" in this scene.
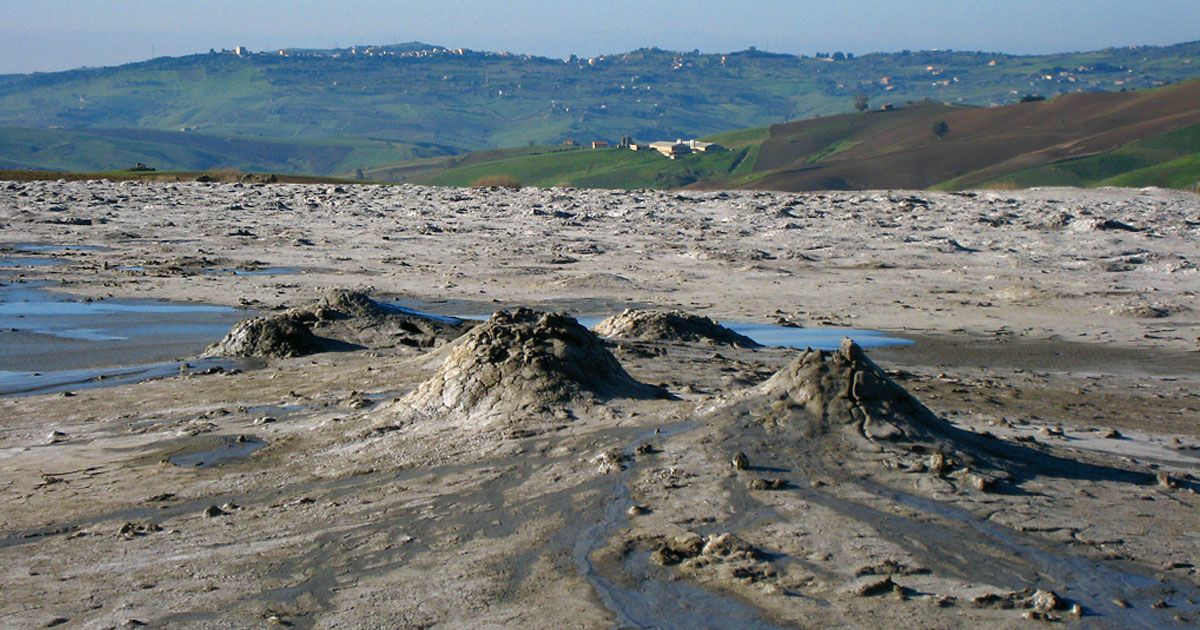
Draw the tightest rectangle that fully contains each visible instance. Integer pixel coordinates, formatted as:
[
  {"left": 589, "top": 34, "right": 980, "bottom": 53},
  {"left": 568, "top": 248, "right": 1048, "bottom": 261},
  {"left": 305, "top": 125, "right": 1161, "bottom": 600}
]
[{"left": 0, "top": 180, "right": 1198, "bottom": 628}]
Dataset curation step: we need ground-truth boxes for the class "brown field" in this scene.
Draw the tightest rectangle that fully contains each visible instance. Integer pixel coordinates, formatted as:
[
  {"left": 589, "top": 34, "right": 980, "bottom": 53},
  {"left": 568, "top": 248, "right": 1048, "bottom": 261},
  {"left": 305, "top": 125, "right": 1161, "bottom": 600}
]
[{"left": 746, "top": 80, "right": 1200, "bottom": 191}]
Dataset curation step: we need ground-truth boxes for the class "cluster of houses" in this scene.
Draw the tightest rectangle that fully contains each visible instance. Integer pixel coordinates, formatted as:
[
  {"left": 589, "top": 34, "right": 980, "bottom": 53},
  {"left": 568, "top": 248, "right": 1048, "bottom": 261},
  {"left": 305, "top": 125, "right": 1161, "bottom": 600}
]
[
  {"left": 224, "top": 45, "right": 530, "bottom": 62},
  {"left": 564, "top": 135, "right": 725, "bottom": 159}
]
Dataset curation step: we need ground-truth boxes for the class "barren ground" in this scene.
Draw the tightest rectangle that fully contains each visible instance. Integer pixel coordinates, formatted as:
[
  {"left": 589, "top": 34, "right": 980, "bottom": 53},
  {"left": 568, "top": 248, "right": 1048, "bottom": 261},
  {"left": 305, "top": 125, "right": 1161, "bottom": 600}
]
[{"left": 1, "top": 181, "right": 1198, "bottom": 629}]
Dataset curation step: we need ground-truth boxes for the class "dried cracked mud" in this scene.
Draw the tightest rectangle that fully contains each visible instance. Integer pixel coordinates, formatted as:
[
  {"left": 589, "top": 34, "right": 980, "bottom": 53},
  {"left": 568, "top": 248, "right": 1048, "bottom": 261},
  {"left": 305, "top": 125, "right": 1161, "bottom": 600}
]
[{"left": 1, "top": 180, "right": 1199, "bottom": 628}]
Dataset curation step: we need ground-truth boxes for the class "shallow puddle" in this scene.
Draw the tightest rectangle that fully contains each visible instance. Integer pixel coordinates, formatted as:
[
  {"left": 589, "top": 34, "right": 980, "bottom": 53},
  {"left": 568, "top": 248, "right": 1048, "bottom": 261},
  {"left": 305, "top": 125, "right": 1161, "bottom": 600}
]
[
  {"left": 3, "top": 243, "right": 110, "bottom": 253},
  {"left": 0, "top": 256, "right": 66, "bottom": 268},
  {"left": 0, "top": 358, "right": 252, "bottom": 397},
  {"left": 0, "top": 282, "right": 248, "bottom": 388},
  {"left": 721, "top": 321, "right": 913, "bottom": 350},
  {"left": 167, "top": 434, "right": 268, "bottom": 468}
]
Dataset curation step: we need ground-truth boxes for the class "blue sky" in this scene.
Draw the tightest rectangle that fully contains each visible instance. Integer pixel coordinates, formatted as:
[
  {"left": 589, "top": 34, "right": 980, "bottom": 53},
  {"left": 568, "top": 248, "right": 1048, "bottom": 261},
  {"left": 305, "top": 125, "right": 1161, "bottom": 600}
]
[{"left": 3, "top": 0, "right": 1199, "bottom": 74}]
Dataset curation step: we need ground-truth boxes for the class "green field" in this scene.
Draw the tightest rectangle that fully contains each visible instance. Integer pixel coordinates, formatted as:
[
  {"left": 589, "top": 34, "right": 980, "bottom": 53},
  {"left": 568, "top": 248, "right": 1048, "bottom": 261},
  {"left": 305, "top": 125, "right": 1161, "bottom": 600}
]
[
  {"left": 0, "top": 127, "right": 451, "bottom": 175},
  {"left": 418, "top": 146, "right": 748, "bottom": 189},
  {"left": 970, "top": 122, "right": 1200, "bottom": 190}
]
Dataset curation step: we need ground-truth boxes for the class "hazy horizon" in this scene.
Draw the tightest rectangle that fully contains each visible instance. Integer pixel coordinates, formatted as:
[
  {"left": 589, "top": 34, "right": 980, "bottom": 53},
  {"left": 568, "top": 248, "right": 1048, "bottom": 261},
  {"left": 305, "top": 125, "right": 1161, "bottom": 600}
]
[{"left": 3, "top": 0, "right": 1200, "bottom": 75}]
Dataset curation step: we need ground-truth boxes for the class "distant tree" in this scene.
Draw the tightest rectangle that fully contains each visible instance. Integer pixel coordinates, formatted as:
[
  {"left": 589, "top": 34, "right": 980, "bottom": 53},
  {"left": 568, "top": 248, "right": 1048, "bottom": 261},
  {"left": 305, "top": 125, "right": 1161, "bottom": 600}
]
[
  {"left": 832, "top": 51, "right": 846, "bottom": 61},
  {"left": 853, "top": 93, "right": 870, "bottom": 112},
  {"left": 354, "top": 168, "right": 365, "bottom": 180},
  {"left": 932, "top": 120, "right": 950, "bottom": 139}
]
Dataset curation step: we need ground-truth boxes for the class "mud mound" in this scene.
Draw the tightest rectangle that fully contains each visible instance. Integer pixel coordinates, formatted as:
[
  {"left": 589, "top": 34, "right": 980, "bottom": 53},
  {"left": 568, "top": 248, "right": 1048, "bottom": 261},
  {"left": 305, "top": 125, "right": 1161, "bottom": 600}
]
[
  {"left": 754, "top": 338, "right": 954, "bottom": 444},
  {"left": 307, "top": 289, "right": 472, "bottom": 348},
  {"left": 398, "top": 308, "right": 666, "bottom": 426},
  {"left": 207, "top": 290, "right": 473, "bottom": 358},
  {"left": 593, "top": 309, "right": 760, "bottom": 347},
  {"left": 205, "top": 313, "right": 322, "bottom": 358},
  {"left": 728, "top": 338, "right": 1149, "bottom": 487},
  {"left": 316, "top": 289, "right": 398, "bottom": 320},
  {"left": 728, "top": 338, "right": 1017, "bottom": 484}
]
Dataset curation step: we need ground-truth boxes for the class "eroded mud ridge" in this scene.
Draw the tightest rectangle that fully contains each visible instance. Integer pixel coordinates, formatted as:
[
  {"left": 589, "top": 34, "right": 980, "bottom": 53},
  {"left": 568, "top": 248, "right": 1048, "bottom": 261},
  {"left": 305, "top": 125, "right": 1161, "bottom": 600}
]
[
  {"left": 1, "top": 181, "right": 1199, "bottom": 628},
  {"left": 207, "top": 288, "right": 473, "bottom": 358}
]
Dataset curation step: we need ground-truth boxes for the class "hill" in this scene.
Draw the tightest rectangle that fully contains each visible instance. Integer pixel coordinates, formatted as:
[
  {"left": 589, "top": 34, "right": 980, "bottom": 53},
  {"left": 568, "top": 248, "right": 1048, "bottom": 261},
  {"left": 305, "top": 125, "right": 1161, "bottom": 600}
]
[
  {"left": 0, "top": 127, "right": 453, "bottom": 176},
  {"left": 742, "top": 79, "right": 1200, "bottom": 191},
  {"left": 402, "top": 128, "right": 765, "bottom": 189},
  {"left": 1, "top": 41, "right": 1200, "bottom": 174},
  {"left": 378, "top": 80, "right": 1200, "bottom": 192}
]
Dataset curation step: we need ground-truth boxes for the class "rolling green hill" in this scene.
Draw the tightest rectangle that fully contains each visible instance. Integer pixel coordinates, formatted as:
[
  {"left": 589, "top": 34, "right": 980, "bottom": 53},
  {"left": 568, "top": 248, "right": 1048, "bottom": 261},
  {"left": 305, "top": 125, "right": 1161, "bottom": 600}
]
[
  {"left": 2, "top": 40, "right": 1200, "bottom": 175},
  {"left": 379, "top": 80, "right": 1200, "bottom": 192},
  {"left": 0, "top": 127, "right": 452, "bottom": 175}
]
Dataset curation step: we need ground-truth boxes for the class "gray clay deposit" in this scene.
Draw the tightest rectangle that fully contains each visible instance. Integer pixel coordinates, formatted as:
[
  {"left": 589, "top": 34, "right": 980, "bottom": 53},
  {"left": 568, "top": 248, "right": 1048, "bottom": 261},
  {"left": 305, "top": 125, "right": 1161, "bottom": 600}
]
[
  {"left": 207, "top": 288, "right": 474, "bottom": 358},
  {"left": 594, "top": 308, "right": 761, "bottom": 347},
  {"left": 0, "top": 180, "right": 1198, "bottom": 628}
]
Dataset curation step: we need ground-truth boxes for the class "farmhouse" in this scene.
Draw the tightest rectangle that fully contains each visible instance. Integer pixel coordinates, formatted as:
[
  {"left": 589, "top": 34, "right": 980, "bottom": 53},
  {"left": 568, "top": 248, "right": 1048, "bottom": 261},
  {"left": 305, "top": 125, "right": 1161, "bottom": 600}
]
[
  {"left": 646, "top": 139, "right": 726, "bottom": 159},
  {"left": 649, "top": 140, "right": 691, "bottom": 159}
]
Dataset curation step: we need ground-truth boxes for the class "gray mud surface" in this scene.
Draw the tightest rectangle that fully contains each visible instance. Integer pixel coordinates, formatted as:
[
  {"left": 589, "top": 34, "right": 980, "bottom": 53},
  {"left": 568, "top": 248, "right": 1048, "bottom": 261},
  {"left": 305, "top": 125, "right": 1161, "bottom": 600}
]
[{"left": 0, "top": 181, "right": 1198, "bottom": 628}]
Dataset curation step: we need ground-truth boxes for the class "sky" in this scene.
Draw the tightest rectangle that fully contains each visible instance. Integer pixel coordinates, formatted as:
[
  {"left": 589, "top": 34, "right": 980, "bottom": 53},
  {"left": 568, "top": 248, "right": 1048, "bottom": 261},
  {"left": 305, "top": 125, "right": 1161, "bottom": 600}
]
[{"left": 2, "top": 0, "right": 1199, "bottom": 74}]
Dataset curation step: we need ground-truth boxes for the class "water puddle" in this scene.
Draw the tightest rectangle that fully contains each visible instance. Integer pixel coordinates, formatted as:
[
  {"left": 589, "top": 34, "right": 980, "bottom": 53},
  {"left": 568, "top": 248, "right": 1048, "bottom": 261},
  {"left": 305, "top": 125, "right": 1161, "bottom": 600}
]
[
  {"left": 0, "top": 282, "right": 249, "bottom": 393},
  {"left": 721, "top": 322, "right": 912, "bottom": 350},
  {"left": 0, "top": 358, "right": 251, "bottom": 398},
  {"left": 167, "top": 434, "right": 268, "bottom": 468},
  {"left": 3, "top": 243, "right": 110, "bottom": 253},
  {"left": 0, "top": 256, "right": 65, "bottom": 268}
]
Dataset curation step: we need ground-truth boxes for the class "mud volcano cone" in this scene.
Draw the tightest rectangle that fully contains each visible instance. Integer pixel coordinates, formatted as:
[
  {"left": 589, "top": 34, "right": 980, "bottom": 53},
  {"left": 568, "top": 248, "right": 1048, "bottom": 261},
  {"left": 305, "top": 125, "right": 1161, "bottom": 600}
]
[
  {"left": 743, "top": 338, "right": 1015, "bottom": 477},
  {"left": 400, "top": 308, "right": 666, "bottom": 426},
  {"left": 736, "top": 338, "right": 1156, "bottom": 490},
  {"left": 594, "top": 308, "right": 760, "bottom": 347}
]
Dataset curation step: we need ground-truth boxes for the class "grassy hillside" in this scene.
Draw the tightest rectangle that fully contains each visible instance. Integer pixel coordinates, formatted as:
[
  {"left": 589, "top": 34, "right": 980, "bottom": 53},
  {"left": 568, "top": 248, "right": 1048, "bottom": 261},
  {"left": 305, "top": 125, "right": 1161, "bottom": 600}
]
[
  {"left": 418, "top": 146, "right": 746, "bottom": 189},
  {"left": 0, "top": 127, "right": 451, "bottom": 175},
  {"left": 399, "top": 125, "right": 767, "bottom": 189},
  {"left": 385, "top": 80, "right": 1200, "bottom": 192},
  {"left": 0, "top": 168, "right": 359, "bottom": 184},
  {"left": 969, "top": 122, "right": 1200, "bottom": 189},
  {"left": 1, "top": 40, "right": 1199, "bottom": 175}
]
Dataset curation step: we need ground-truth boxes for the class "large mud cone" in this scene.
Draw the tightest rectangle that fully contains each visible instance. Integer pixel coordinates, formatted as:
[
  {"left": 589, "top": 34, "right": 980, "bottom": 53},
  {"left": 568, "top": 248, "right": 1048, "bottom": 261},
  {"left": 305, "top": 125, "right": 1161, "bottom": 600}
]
[
  {"left": 741, "top": 338, "right": 1008, "bottom": 473},
  {"left": 207, "top": 289, "right": 473, "bottom": 359},
  {"left": 731, "top": 338, "right": 1154, "bottom": 489},
  {"left": 757, "top": 338, "right": 940, "bottom": 440},
  {"left": 594, "top": 309, "right": 760, "bottom": 347},
  {"left": 398, "top": 308, "right": 667, "bottom": 427}
]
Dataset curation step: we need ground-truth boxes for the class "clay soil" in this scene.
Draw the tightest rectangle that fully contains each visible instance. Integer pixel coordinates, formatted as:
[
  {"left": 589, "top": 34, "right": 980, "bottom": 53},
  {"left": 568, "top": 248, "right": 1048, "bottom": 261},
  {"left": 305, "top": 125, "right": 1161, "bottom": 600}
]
[{"left": 0, "top": 181, "right": 1198, "bottom": 628}]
